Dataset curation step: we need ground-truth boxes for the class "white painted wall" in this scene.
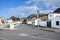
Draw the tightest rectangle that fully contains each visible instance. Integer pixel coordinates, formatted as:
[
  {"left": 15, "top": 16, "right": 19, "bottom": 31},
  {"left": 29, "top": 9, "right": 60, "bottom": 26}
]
[
  {"left": 48, "top": 13, "right": 60, "bottom": 20},
  {"left": 32, "top": 19, "right": 47, "bottom": 27},
  {"left": 9, "top": 23, "right": 15, "bottom": 29},
  {"left": 6, "top": 19, "right": 13, "bottom": 24},
  {"left": 40, "top": 21, "right": 47, "bottom": 27},
  {"left": 51, "top": 17, "right": 60, "bottom": 28},
  {"left": 34, "top": 19, "right": 41, "bottom": 25}
]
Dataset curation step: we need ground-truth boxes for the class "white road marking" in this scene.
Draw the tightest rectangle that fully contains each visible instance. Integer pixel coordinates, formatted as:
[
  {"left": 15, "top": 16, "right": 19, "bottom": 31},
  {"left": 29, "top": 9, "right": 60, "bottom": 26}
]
[
  {"left": 0, "top": 38, "right": 7, "bottom": 40},
  {"left": 19, "top": 34, "right": 29, "bottom": 36}
]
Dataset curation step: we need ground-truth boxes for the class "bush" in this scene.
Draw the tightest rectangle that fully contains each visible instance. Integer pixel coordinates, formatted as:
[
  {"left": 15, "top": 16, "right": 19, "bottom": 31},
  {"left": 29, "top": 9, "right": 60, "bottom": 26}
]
[{"left": 7, "top": 25, "right": 10, "bottom": 28}]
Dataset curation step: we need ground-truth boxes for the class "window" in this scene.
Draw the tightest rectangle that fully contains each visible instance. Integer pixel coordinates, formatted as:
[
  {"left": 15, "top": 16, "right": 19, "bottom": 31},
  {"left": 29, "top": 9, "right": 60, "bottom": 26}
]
[
  {"left": 38, "top": 20, "right": 40, "bottom": 22},
  {"left": 56, "top": 21, "right": 59, "bottom": 25},
  {"left": 50, "top": 15, "right": 52, "bottom": 17},
  {"left": 50, "top": 14, "right": 53, "bottom": 17}
]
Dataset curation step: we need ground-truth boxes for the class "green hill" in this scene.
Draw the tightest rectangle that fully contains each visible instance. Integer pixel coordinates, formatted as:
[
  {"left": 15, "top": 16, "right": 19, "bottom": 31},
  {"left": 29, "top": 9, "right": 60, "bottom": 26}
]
[
  {"left": 27, "top": 14, "right": 48, "bottom": 19},
  {"left": 54, "top": 8, "right": 60, "bottom": 13}
]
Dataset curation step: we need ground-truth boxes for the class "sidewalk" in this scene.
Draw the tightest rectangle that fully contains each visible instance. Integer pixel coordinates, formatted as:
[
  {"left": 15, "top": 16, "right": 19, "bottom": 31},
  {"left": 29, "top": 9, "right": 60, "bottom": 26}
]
[
  {"left": 35, "top": 27, "right": 60, "bottom": 32},
  {"left": 0, "top": 28, "right": 17, "bottom": 30}
]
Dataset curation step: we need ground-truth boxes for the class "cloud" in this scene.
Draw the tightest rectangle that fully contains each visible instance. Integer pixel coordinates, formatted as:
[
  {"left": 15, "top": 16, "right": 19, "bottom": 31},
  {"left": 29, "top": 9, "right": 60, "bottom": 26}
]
[
  {"left": 26, "top": 0, "right": 32, "bottom": 4},
  {"left": 1, "top": 5, "right": 38, "bottom": 18},
  {"left": 26, "top": 0, "right": 60, "bottom": 5},
  {"left": 26, "top": 0, "right": 60, "bottom": 12}
]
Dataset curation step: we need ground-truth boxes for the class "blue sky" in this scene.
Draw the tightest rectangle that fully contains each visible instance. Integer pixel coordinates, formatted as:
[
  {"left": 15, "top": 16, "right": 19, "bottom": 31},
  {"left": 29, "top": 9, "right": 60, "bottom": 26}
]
[{"left": 0, "top": 0, "right": 60, "bottom": 18}]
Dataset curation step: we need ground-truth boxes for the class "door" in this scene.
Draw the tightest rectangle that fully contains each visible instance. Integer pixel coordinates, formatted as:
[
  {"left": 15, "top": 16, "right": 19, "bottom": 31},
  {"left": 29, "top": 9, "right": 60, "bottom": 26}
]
[{"left": 47, "top": 21, "right": 51, "bottom": 28}]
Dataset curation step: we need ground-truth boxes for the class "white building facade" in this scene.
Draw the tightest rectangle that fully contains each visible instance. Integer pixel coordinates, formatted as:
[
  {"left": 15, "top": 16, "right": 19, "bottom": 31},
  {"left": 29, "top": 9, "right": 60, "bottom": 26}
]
[
  {"left": 48, "top": 13, "right": 60, "bottom": 28},
  {"left": 48, "top": 13, "right": 60, "bottom": 20},
  {"left": 51, "top": 17, "right": 60, "bottom": 28},
  {"left": 32, "top": 19, "right": 47, "bottom": 27},
  {"left": 34, "top": 19, "right": 41, "bottom": 26},
  {"left": 40, "top": 21, "right": 47, "bottom": 27},
  {"left": 31, "top": 12, "right": 60, "bottom": 28}
]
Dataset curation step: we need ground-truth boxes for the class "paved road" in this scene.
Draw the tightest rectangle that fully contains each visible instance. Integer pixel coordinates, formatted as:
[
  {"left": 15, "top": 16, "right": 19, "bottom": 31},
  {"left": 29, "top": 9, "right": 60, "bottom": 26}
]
[{"left": 0, "top": 24, "right": 60, "bottom": 40}]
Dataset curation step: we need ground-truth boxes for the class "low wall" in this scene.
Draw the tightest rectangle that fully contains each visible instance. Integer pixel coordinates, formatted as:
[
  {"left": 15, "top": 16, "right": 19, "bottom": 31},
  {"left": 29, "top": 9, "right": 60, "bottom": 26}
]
[{"left": 40, "top": 21, "right": 47, "bottom": 27}]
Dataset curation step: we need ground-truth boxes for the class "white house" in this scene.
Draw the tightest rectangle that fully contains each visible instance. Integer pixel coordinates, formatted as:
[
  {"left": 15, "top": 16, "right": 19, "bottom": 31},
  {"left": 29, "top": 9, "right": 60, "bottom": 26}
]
[
  {"left": 33, "top": 19, "right": 41, "bottom": 26},
  {"left": 48, "top": 12, "right": 60, "bottom": 28},
  {"left": 31, "top": 12, "right": 60, "bottom": 28},
  {"left": 6, "top": 19, "right": 13, "bottom": 23},
  {"left": 5, "top": 19, "right": 15, "bottom": 29},
  {"left": 51, "top": 16, "right": 60, "bottom": 28},
  {"left": 40, "top": 12, "right": 60, "bottom": 28}
]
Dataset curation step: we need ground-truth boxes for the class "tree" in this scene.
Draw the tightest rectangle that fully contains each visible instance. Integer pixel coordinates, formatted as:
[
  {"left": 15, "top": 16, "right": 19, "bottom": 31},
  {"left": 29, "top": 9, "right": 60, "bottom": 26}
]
[
  {"left": 27, "top": 14, "right": 48, "bottom": 19},
  {"left": 22, "top": 19, "right": 27, "bottom": 24},
  {"left": 10, "top": 16, "right": 20, "bottom": 21}
]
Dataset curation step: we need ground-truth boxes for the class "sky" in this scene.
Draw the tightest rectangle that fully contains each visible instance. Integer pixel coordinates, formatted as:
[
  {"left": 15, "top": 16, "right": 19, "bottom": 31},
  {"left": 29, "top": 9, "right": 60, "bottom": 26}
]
[{"left": 0, "top": 0, "right": 60, "bottom": 18}]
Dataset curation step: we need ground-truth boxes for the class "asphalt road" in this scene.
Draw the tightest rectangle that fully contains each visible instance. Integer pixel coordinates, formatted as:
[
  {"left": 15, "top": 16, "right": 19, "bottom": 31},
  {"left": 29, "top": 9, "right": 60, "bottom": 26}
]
[{"left": 0, "top": 24, "right": 60, "bottom": 40}]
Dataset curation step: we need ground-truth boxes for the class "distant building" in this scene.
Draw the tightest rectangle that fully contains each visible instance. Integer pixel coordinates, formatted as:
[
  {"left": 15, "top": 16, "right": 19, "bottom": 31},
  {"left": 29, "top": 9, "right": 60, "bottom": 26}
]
[
  {"left": 34, "top": 19, "right": 41, "bottom": 26},
  {"left": 6, "top": 19, "right": 13, "bottom": 24},
  {"left": 0, "top": 18, "right": 5, "bottom": 24}
]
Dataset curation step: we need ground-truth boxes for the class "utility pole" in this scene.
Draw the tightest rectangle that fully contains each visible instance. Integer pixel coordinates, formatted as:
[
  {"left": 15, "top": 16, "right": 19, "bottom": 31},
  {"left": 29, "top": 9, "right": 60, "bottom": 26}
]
[
  {"left": 37, "top": 10, "right": 40, "bottom": 28},
  {"left": 37, "top": 10, "right": 39, "bottom": 18}
]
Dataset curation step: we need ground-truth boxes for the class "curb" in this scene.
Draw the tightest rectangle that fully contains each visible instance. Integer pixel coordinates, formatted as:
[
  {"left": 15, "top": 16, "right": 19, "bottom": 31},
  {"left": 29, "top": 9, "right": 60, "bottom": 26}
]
[
  {"left": 35, "top": 27, "right": 60, "bottom": 32},
  {"left": 0, "top": 28, "right": 17, "bottom": 30}
]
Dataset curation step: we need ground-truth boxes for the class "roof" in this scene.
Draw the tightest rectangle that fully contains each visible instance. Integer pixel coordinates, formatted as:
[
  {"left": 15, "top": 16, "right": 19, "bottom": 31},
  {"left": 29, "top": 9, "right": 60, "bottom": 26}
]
[
  {"left": 49, "top": 12, "right": 60, "bottom": 14},
  {"left": 53, "top": 13, "right": 60, "bottom": 14}
]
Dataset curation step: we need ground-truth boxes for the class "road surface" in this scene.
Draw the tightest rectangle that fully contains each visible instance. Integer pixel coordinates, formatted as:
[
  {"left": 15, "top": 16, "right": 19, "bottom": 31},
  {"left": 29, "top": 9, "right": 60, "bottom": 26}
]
[{"left": 0, "top": 24, "right": 60, "bottom": 40}]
